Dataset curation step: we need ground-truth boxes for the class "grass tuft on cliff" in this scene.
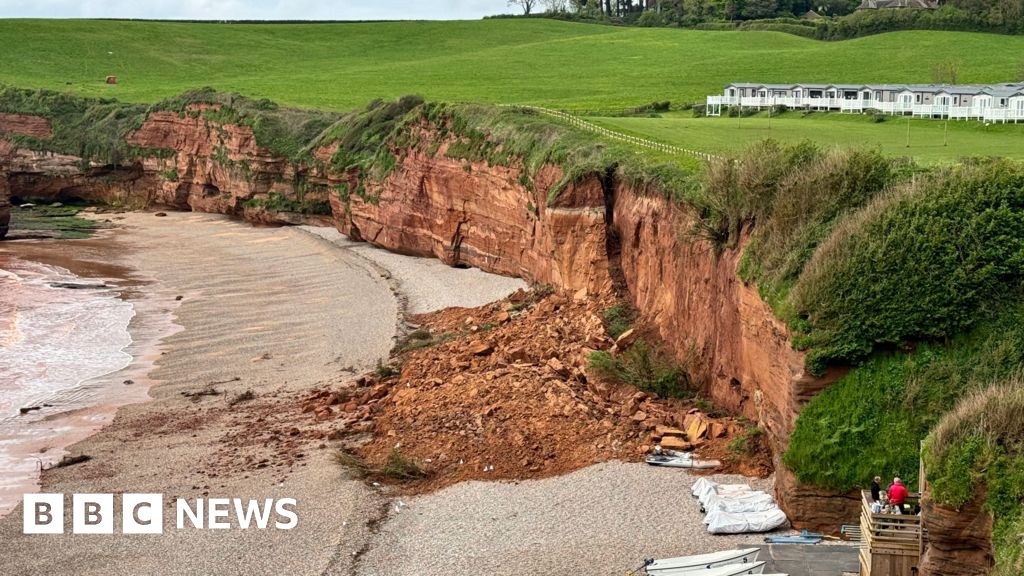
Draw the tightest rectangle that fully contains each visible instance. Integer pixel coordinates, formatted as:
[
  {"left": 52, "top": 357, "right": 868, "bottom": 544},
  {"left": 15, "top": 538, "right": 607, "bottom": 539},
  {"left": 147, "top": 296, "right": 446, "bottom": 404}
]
[{"left": 923, "top": 381, "right": 1024, "bottom": 576}]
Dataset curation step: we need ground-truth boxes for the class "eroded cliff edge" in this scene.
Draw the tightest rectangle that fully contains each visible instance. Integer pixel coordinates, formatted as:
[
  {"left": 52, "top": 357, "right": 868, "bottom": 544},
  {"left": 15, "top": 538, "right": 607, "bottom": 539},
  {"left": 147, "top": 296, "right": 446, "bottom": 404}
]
[{"left": 0, "top": 100, "right": 852, "bottom": 529}]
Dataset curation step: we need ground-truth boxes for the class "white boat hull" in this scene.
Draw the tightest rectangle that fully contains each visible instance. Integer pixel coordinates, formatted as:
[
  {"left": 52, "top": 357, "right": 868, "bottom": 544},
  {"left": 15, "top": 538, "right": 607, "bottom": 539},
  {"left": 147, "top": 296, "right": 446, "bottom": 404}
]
[
  {"left": 646, "top": 547, "right": 760, "bottom": 573},
  {"left": 648, "top": 560, "right": 766, "bottom": 576}
]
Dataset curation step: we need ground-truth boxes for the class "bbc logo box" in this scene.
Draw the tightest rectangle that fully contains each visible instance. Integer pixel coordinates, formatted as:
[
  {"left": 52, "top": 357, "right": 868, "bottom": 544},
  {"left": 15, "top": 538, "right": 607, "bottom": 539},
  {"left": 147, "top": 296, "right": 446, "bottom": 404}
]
[
  {"left": 23, "top": 493, "right": 298, "bottom": 534},
  {"left": 23, "top": 493, "right": 163, "bottom": 534}
]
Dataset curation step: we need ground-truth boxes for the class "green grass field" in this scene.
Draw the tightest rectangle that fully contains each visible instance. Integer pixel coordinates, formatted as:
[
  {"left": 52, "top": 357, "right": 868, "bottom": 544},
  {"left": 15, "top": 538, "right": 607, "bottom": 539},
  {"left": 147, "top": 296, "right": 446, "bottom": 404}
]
[
  {"left": 2, "top": 19, "right": 1024, "bottom": 112},
  {"left": 589, "top": 112, "right": 1024, "bottom": 163}
]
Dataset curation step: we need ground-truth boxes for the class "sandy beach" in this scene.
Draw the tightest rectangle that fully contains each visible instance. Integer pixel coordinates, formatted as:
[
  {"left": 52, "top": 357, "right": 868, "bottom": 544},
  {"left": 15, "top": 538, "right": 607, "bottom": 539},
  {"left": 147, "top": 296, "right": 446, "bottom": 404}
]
[
  {"left": 0, "top": 212, "right": 803, "bottom": 576},
  {"left": 0, "top": 212, "right": 523, "bottom": 575}
]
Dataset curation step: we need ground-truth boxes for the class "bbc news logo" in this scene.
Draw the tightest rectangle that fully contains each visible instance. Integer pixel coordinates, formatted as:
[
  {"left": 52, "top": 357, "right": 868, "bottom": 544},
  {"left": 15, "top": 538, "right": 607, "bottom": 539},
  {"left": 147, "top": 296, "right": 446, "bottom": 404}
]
[{"left": 23, "top": 494, "right": 298, "bottom": 534}]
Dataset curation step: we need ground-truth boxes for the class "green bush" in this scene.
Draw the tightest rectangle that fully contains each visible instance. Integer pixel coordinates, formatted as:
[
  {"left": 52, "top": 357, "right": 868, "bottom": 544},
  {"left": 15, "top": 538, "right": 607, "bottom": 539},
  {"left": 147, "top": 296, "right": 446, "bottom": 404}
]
[
  {"left": 588, "top": 341, "right": 690, "bottom": 398},
  {"left": 793, "top": 160, "right": 1024, "bottom": 370},
  {"left": 602, "top": 304, "right": 633, "bottom": 339},
  {"left": 785, "top": 303, "right": 1024, "bottom": 493}
]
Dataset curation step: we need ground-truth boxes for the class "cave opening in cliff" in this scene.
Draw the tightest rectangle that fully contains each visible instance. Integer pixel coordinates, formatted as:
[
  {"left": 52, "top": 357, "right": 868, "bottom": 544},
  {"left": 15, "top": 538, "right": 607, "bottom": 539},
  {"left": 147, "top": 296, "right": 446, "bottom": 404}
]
[{"left": 202, "top": 184, "right": 220, "bottom": 197}]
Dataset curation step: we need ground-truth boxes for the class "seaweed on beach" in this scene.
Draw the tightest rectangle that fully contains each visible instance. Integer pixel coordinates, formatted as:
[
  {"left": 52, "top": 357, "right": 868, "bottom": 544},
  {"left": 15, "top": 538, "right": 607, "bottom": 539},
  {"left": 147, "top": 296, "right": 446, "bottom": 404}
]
[{"left": 9, "top": 204, "right": 99, "bottom": 239}]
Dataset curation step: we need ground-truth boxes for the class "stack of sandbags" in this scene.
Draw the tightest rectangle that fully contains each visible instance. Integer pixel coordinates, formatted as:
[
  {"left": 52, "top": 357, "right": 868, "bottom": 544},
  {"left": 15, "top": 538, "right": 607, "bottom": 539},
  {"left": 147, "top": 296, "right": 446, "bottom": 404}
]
[{"left": 692, "top": 479, "right": 788, "bottom": 534}]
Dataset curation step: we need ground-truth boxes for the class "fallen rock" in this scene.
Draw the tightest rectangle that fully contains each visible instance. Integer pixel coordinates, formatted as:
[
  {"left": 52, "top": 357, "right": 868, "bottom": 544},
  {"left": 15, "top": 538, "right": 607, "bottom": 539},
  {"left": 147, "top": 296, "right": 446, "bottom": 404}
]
[
  {"left": 468, "top": 342, "right": 494, "bottom": 356},
  {"left": 615, "top": 328, "right": 638, "bottom": 348}
]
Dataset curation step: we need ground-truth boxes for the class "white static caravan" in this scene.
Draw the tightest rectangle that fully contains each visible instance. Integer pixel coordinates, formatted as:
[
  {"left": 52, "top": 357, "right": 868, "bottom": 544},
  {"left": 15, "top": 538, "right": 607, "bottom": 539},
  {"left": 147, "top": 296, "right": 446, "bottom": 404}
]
[{"left": 705, "top": 81, "right": 1024, "bottom": 123}]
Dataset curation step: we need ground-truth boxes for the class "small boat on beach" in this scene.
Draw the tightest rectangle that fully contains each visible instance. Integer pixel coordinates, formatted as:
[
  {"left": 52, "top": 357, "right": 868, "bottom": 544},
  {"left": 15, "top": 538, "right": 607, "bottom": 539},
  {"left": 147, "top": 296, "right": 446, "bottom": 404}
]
[
  {"left": 645, "top": 453, "right": 721, "bottom": 469},
  {"left": 644, "top": 548, "right": 760, "bottom": 574},
  {"left": 646, "top": 559, "right": 767, "bottom": 576}
]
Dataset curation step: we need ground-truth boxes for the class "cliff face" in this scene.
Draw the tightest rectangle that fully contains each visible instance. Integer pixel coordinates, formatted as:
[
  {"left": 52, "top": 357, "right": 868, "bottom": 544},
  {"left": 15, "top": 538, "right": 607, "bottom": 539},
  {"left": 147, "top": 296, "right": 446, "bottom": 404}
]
[
  {"left": 0, "top": 113, "right": 52, "bottom": 239},
  {"left": 0, "top": 106, "right": 333, "bottom": 233},
  {"left": 327, "top": 140, "right": 849, "bottom": 529},
  {"left": 920, "top": 489, "right": 994, "bottom": 576},
  {"left": 0, "top": 160, "right": 8, "bottom": 239},
  {"left": 609, "top": 184, "right": 859, "bottom": 529},
  {"left": 331, "top": 142, "right": 612, "bottom": 294},
  {"left": 0, "top": 111, "right": 850, "bottom": 530}
]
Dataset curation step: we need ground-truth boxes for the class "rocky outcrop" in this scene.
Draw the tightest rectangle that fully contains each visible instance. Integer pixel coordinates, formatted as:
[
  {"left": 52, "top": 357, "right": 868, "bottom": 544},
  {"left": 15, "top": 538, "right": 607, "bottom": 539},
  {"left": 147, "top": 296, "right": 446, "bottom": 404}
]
[
  {"left": 125, "top": 108, "right": 331, "bottom": 222},
  {"left": 0, "top": 114, "right": 53, "bottom": 239},
  {"left": 0, "top": 113, "right": 51, "bottom": 140},
  {"left": 0, "top": 163, "right": 9, "bottom": 239},
  {"left": 332, "top": 141, "right": 612, "bottom": 294},
  {"left": 920, "top": 489, "right": 994, "bottom": 576},
  {"left": 0, "top": 106, "right": 333, "bottom": 230}
]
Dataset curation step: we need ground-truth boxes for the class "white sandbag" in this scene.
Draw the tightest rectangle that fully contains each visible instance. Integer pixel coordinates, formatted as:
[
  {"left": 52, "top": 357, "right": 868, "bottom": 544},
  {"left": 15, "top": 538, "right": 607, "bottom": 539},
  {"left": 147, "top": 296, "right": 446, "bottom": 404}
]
[
  {"left": 691, "top": 477, "right": 716, "bottom": 498},
  {"left": 698, "top": 483, "right": 752, "bottom": 506},
  {"left": 704, "top": 491, "right": 777, "bottom": 513},
  {"left": 745, "top": 508, "right": 788, "bottom": 532},
  {"left": 705, "top": 508, "right": 788, "bottom": 534}
]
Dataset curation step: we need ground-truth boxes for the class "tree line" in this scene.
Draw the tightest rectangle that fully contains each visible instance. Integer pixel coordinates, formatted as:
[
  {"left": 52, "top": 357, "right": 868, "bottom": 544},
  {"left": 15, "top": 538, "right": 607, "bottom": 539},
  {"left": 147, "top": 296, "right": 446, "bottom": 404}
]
[{"left": 503, "top": 0, "right": 1024, "bottom": 38}]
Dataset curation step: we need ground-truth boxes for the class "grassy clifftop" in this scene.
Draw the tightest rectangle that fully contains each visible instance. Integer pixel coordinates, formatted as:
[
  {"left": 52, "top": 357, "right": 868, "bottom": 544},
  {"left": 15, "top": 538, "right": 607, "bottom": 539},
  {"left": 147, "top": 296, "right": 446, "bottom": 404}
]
[{"left": 0, "top": 86, "right": 339, "bottom": 163}]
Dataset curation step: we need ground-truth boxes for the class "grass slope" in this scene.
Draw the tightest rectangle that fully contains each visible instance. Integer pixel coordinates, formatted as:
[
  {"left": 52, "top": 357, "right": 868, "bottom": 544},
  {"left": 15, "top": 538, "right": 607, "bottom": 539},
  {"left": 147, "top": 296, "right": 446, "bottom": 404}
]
[
  {"left": 590, "top": 112, "right": 1024, "bottom": 164},
  {"left": 2, "top": 19, "right": 1024, "bottom": 111}
]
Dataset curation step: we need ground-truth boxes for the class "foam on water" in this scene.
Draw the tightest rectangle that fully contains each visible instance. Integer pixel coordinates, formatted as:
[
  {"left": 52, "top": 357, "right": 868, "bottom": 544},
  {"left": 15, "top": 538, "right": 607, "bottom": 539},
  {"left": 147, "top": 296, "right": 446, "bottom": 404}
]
[
  {"left": 0, "top": 257, "right": 135, "bottom": 513},
  {"left": 0, "top": 259, "right": 134, "bottom": 419}
]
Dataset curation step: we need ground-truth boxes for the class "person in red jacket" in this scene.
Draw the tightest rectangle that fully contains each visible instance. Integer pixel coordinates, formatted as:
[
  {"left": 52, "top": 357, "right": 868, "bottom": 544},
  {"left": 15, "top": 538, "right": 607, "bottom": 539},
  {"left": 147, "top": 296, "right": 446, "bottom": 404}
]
[{"left": 888, "top": 477, "right": 909, "bottom": 507}]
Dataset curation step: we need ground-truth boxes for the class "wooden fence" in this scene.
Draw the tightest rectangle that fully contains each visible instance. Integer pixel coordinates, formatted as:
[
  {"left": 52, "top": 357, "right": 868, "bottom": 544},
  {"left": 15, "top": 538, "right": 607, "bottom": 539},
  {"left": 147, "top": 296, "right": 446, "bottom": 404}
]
[{"left": 497, "top": 104, "right": 721, "bottom": 163}]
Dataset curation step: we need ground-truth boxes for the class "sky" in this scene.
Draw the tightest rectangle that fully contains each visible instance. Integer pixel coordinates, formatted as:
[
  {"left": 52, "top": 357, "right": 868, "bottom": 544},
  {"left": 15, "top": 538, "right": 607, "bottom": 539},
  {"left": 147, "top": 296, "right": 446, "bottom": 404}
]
[{"left": 0, "top": 0, "right": 514, "bottom": 21}]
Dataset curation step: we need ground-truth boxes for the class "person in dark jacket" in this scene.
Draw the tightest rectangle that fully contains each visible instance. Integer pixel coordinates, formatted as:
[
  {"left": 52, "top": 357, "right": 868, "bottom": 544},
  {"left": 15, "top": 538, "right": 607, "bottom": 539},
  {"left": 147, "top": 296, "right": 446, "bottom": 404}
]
[{"left": 871, "top": 476, "right": 882, "bottom": 502}]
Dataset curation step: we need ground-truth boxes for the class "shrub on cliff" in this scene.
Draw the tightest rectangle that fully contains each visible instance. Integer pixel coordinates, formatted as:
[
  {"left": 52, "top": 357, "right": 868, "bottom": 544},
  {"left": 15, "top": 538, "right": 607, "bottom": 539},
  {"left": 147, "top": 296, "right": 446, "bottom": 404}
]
[{"left": 792, "top": 159, "right": 1024, "bottom": 371}]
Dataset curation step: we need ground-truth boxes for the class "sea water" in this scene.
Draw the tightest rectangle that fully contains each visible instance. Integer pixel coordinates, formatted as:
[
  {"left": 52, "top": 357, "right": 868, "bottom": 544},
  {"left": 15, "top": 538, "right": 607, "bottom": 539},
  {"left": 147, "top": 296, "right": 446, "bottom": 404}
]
[{"left": 0, "top": 255, "right": 135, "bottom": 513}]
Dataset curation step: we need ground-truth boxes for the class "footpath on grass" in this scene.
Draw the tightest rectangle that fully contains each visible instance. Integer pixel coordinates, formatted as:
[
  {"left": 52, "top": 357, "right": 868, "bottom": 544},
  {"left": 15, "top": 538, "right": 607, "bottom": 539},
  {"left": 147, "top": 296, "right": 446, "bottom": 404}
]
[{"left": 499, "top": 104, "right": 722, "bottom": 163}]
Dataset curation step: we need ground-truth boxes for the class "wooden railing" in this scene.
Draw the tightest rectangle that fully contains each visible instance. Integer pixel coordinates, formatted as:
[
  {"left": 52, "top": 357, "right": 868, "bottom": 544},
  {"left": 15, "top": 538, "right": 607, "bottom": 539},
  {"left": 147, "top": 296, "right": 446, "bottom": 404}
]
[
  {"left": 499, "top": 104, "right": 721, "bottom": 162},
  {"left": 859, "top": 490, "right": 923, "bottom": 576}
]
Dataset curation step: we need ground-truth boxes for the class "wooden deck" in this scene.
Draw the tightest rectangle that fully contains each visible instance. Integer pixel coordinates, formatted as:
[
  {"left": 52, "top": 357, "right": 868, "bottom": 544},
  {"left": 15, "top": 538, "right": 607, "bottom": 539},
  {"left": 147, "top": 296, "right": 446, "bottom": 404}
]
[{"left": 858, "top": 490, "right": 923, "bottom": 576}]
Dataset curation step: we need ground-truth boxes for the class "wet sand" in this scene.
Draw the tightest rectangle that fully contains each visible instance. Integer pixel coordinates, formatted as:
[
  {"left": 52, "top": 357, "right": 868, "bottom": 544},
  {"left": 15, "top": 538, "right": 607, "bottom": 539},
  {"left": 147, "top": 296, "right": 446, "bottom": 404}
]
[{"left": 0, "top": 213, "right": 442, "bottom": 575}]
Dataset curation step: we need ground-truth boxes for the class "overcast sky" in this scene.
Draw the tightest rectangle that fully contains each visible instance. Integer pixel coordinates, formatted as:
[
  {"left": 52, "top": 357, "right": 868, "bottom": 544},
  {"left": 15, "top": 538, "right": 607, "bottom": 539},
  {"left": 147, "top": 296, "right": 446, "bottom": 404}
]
[{"left": 0, "top": 0, "right": 513, "bottom": 21}]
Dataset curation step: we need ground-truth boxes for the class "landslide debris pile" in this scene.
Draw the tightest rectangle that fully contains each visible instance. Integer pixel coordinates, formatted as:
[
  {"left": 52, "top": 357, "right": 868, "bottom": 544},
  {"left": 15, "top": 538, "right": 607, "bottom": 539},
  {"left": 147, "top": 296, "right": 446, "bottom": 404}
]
[{"left": 301, "top": 288, "right": 769, "bottom": 491}]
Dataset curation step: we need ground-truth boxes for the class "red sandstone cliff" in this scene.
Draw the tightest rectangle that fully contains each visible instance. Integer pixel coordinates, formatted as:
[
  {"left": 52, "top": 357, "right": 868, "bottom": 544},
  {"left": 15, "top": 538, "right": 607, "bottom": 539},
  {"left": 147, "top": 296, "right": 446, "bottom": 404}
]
[
  {"left": 0, "top": 113, "right": 53, "bottom": 239},
  {"left": 0, "top": 106, "right": 332, "bottom": 233},
  {"left": 0, "top": 110, "right": 858, "bottom": 531},
  {"left": 320, "top": 128, "right": 856, "bottom": 529},
  {"left": 331, "top": 140, "right": 611, "bottom": 295}
]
